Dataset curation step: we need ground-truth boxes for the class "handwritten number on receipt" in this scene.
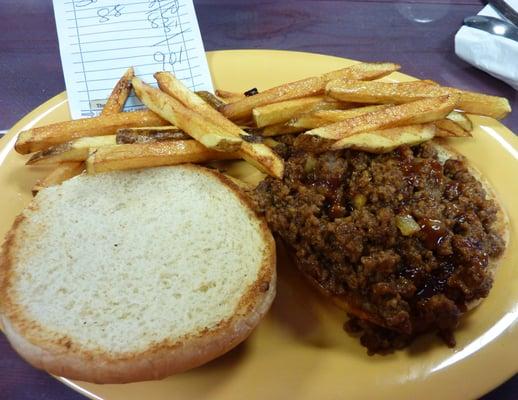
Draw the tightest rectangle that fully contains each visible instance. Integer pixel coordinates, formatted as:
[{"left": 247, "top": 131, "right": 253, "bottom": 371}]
[
  {"left": 97, "top": 5, "right": 124, "bottom": 23},
  {"left": 75, "top": 0, "right": 97, "bottom": 7},
  {"left": 154, "top": 47, "right": 183, "bottom": 71},
  {"left": 147, "top": 0, "right": 180, "bottom": 33}
]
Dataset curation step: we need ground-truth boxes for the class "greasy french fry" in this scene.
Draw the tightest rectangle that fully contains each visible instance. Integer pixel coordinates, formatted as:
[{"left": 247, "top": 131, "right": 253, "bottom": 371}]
[
  {"left": 215, "top": 89, "right": 245, "bottom": 102},
  {"left": 451, "top": 90, "right": 511, "bottom": 120},
  {"left": 15, "top": 110, "right": 168, "bottom": 154},
  {"left": 287, "top": 115, "right": 330, "bottom": 130},
  {"left": 154, "top": 72, "right": 284, "bottom": 178},
  {"left": 253, "top": 123, "right": 304, "bottom": 137},
  {"left": 132, "top": 77, "right": 242, "bottom": 152},
  {"left": 86, "top": 141, "right": 239, "bottom": 174},
  {"left": 326, "top": 80, "right": 444, "bottom": 104},
  {"left": 155, "top": 72, "right": 247, "bottom": 137},
  {"left": 262, "top": 138, "right": 281, "bottom": 148},
  {"left": 116, "top": 126, "right": 190, "bottom": 143},
  {"left": 220, "top": 62, "right": 401, "bottom": 120},
  {"left": 290, "top": 105, "right": 391, "bottom": 129},
  {"left": 326, "top": 80, "right": 511, "bottom": 119},
  {"left": 434, "top": 119, "right": 471, "bottom": 137},
  {"left": 195, "top": 91, "right": 226, "bottom": 109},
  {"left": 27, "top": 135, "right": 117, "bottom": 165},
  {"left": 446, "top": 111, "right": 473, "bottom": 131},
  {"left": 331, "top": 124, "right": 436, "bottom": 152},
  {"left": 322, "top": 62, "right": 401, "bottom": 81},
  {"left": 314, "top": 105, "right": 393, "bottom": 122},
  {"left": 300, "top": 95, "right": 458, "bottom": 141},
  {"left": 32, "top": 162, "right": 84, "bottom": 195},
  {"left": 252, "top": 97, "right": 348, "bottom": 128},
  {"left": 31, "top": 66, "right": 133, "bottom": 194},
  {"left": 101, "top": 67, "right": 134, "bottom": 115}
]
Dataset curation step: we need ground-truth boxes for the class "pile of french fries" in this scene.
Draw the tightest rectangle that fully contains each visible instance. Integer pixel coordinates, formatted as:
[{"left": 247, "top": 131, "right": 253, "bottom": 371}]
[{"left": 15, "top": 61, "right": 511, "bottom": 194}]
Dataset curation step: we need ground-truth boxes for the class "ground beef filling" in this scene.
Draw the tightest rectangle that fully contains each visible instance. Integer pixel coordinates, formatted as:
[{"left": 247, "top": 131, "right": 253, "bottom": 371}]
[{"left": 253, "top": 138, "right": 505, "bottom": 354}]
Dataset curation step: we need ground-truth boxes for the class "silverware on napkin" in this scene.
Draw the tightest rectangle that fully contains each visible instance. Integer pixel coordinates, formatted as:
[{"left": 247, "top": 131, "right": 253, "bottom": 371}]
[
  {"left": 488, "top": 0, "right": 518, "bottom": 27},
  {"left": 464, "top": 15, "right": 518, "bottom": 42}
]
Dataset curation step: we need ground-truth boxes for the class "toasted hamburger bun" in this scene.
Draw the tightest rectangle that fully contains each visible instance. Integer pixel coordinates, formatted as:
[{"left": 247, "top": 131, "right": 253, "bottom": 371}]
[
  {"left": 0, "top": 165, "right": 276, "bottom": 383},
  {"left": 433, "top": 142, "right": 509, "bottom": 311}
]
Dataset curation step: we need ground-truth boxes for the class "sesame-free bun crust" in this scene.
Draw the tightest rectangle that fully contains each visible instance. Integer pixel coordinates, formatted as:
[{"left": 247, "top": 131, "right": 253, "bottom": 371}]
[{"left": 0, "top": 165, "right": 276, "bottom": 383}]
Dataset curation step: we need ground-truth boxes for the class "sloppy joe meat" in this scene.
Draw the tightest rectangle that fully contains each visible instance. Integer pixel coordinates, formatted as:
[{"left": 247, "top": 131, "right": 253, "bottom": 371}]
[{"left": 253, "top": 137, "right": 505, "bottom": 354}]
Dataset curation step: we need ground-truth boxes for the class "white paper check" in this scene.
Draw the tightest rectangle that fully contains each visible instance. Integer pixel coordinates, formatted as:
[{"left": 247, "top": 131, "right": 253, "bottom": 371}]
[{"left": 53, "top": 0, "right": 213, "bottom": 119}]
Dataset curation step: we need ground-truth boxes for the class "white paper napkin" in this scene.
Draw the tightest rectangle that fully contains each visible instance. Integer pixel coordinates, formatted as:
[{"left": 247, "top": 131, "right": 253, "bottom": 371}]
[{"left": 455, "top": 1, "right": 518, "bottom": 90}]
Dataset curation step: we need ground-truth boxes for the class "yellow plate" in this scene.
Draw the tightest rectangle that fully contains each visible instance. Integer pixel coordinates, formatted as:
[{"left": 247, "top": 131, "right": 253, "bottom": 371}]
[{"left": 1, "top": 50, "right": 517, "bottom": 400}]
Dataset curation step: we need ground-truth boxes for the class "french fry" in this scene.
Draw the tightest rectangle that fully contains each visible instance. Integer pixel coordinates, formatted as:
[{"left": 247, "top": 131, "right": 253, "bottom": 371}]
[
  {"left": 290, "top": 105, "right": 391, "bottom": 129},
  {"left": 15, "top": 110, "right": 168, "bottom": 154},
  {"left": 252, "top": 97, "right": 348, "bottom": 128},
  {"left": 155, "top": 72, "right": 247, "bottom": 137},
  {"left": 252, "top": 123, "right": 304, "bottom": 137},
  {"left": 215, "top": 89, "right": 245, "bottom": 102},
  {"left": 331, "top": 124, "right": 436, "bottom": 152},
  {"left": 101, "top": 67, "right": 134, "bottom": 115},
  {"left": 326, "top": 80, "right": 511, "bottom": 119},
  {"left": 262, "top": 138, "right": 281, "bottom": 148},
  {"left": 300, "top": 95, "right": 458, "bottom": 141},
  {"left": 31, "top": 68, "right": 134, "bottom": 192},
  {"left": 132, "top": 77, "right": 242, "bottom": 152},
  {"left": 32, "top": 162, "right": 84, "bottom": 195},
  {"left": 195, "top": 91, "right": 226, "bottom": 109},
  {"left": 86, "top": 141, "right": 239, "bottom": 174},
  {"left": 314, "top": 105, "right": 393, "bottom": 122},
  {"left": 451, "top": 89, "right": 511, "bottom": 120},
  {"left": 326, "top": 80, "right": 444, "bottom": 103},
  {"left": 154, "top": 72, "right": 284, "bottom": 178},
  {"left": 116, "top": 126, "right": 190, "bottom": 143},
  {"left": 27, "top": 135, "right": 117, "bottom": 165},
  {"left": 434, "top": 119, "right": 471, "bottom": 137},
  {"left": 287, "top": 115, "right": 329, "bottom": 130},
  {"left": 220, "top": 62, "right": 401, "bottom": 120},
  {"left": 446, "top": 111, "right": 473, "bottom": 131},
  {"left": 322, "top": 62, "right": 401, "bottom": 81}
]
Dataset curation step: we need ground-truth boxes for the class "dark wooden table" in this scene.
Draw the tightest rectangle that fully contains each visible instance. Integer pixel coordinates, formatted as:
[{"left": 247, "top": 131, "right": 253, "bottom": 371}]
[{"left": 0, "top": 1, "right": 516, "bottom": 399}]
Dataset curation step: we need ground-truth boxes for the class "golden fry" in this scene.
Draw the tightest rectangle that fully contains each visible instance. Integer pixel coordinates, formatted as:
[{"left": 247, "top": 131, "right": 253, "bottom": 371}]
[
  {"left": 154, "top": 72, "right": 284, "bottom": 178},
  {"left": 101, "top": 67, "right": 134, "bottom": 115},
  {"left": 252, "top": 97, "right": 348, "bottom": 128},
  {"left": 331, "top": 124, "right": 436, "bottom": 152},
  {"left": 32, "top": 161, "right": 85, "bottom": 196},
  {"left": 326, "top": 80, "right": 444, "bottom": 103},
  {"left": 116, "top": 126, "right": 190, "bottom": 143},
  {"left": 220, "top": 62, "right": 401, "bottom": 120},
  {"left": 195, "top": 91, "right": 226, "bottom": 109},
  {"left": 301, "top": 95, "right": 458, "bottom": 140},
  {"left": 26, "top": 135, "right": 117, "bottom": 165},
  {"left": 434, "top": 119, "right": 471, "bottom": 137},
  {"left": 86, "top": 141, "right": 239, "bottom": 174},
  {"left": 451, "top": 89, "right": 511, "bottom": 120},
  {"left": 322, "top": 62, "right": 401, "bottom": 81},
  {"left": 446, "top": 111, "right": 473, "bottom": 131},
  {"left": 155, "top": 72, "right": 245, "bottom": 137},
  {"left": 253, "top": 123, "right": 304, "bottom": 137},
  {"left": 290, "top": 105, "right": 391, "bottom": 129},
  {"left": 326, "top": 80, "right": 511, "bottom": 119},
  {"left": 132, "top": 77, "right": 242, "bottom": 152},
  {"left": 32, "top": 162, "right": 84, "bottom": 195},
  {"left": 15, "top": 110, "right": 167, "bottom": 154},
  {"left": 215, "top": 89, "right": 245, "bottom": 102}
]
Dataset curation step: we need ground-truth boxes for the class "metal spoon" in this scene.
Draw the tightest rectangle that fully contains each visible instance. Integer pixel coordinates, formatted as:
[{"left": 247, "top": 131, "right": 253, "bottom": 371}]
[{"left": 464, "top": 15, "right": 518, "bottom": 42}]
